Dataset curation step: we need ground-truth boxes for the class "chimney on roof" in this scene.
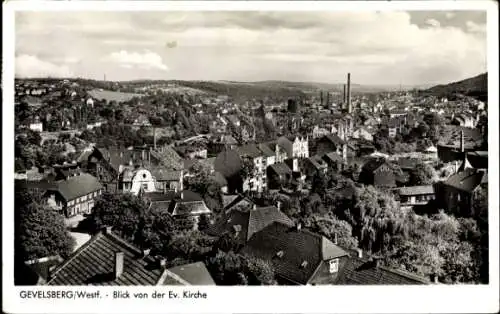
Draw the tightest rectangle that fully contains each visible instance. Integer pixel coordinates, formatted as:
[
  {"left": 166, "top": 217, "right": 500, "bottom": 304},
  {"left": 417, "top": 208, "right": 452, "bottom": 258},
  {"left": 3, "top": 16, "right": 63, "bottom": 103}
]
[
  {"left": 142, "top": 248, "right": 151, "bottom": 258},
  {"left": 104, "top": 226, "right": 113, "bottom": 234},
  {"left": 180, "top": 191, "right": 184, "bottom": 200},
  {"left": 347, "top": 73, "right": 352, "bottom": 114},
  {"left": 252, "top": 204, "right": 257, "bottom": 211},
  {"left": 356, "top": 248, "right": 363, "bottom": 259},
  {"left": 296, "top": 223, "right": 302, "bottom": 231},
  {"left": 333, "top": 233, "right": 338, "bottom": 245},
  {"left": 276, "top": 201, "right": 281, "bottom": 211},
  {"left": 114, "top": 252, "right": 124, "bottom": 279}
]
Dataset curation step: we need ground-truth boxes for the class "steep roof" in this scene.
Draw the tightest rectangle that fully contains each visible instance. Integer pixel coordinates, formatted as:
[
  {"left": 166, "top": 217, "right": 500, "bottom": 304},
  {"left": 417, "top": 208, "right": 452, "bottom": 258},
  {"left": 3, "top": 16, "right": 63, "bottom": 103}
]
[
  {"left": 443, "top": 168, "right": 487, "bottom": 193},
  {"left": 241, "top": 222, "right": 348, "bottom": 285},
  {"left": 49, "top": 173, "right": 102, "bottom": 202},
  {"left": 335, "top": 256, "right": 429, "bottom": 285},
  {"left": 206, "top": 206, "right": 294, "bottom": 242},
  {"left": 47, "top": 230, "right": 164, "bottom": 285},
  {"left": 466, "top": 151, "right": 488, "bottom": 169},
  {"left": 322, "top": 134, "right": 345, "bottom": 146}
]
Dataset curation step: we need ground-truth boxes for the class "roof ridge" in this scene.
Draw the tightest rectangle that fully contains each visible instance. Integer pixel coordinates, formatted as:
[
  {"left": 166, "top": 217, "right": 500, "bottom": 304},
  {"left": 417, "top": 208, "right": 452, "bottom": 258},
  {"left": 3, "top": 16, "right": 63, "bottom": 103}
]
[{"left": 377, "top": 264, "right": 430, "bottom": 283}]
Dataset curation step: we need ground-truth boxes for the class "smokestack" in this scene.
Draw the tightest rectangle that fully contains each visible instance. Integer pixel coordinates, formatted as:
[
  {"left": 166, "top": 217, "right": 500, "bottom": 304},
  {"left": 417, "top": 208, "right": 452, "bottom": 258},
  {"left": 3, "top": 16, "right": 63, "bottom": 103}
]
[
  {"left": 347, "top": 73, "right": 352, "bottom": 114},
  {"left": 460, "top": 130, "right": 465, "bottom": 153},
  {"left": 114, "top": 252, "right": 124, "bottom": 279},
  {"left": 343, "top": 84, "right": 347, "bottom": 105}
]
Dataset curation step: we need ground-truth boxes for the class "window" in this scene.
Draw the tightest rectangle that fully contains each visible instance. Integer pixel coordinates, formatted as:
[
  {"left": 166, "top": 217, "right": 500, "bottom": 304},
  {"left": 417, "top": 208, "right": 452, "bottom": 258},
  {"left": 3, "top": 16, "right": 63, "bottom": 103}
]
[
  {"left": 142, "top": 183, "right": 148, "bottom": 190},
  {"left": 329, "top": 258, "right": 339, "bottom": 273}
]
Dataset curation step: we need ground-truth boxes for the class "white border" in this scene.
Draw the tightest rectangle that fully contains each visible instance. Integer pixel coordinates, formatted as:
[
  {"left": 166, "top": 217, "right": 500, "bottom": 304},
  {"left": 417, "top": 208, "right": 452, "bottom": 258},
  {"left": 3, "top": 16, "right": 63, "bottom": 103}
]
[{"left": 3, "top": 1, "right": 499, "bottom": 314}]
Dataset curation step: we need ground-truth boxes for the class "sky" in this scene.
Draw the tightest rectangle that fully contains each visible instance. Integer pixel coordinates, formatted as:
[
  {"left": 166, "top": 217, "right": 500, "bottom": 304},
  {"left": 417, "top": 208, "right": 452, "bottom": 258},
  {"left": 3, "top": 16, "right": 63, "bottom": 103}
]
[{"left": 15, "top": 10, "right": 487, "bottom": 85}]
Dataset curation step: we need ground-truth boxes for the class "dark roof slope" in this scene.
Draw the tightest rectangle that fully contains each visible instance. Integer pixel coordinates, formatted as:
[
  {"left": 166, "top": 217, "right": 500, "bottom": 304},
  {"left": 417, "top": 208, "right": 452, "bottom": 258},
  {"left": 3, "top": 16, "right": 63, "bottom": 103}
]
[
  {"left": 241, "top": 222, "right": 348, "bottom": 285},
  {"left": 49, "top": 173, "right": 102, "bottom": 201},
  {"left": 206, "top": 206, "right": 294, "bottom": 242},
  {"left": 443, "top": 168, "right": 487, "bottom": 193},
  {"left": 47, "top": 230, "right": 164, "bottom": 285}
]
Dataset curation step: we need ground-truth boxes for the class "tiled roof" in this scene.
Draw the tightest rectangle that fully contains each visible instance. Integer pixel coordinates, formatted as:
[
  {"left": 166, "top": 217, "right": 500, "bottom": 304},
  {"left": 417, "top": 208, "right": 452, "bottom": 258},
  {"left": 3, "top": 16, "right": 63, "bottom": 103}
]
[
  {"left": 206, "top": 206, "right": 294, "bottom": 243},
  {"left": 443, "top": 168, "right": 487, "bottom": 193},
  {"left": 165, "top": 262, "right": 215, "bottom": 285},
  {"left": 151, "top": 168, "right": 182, "bottom": 181},
  {"left": 335, "top": 257, "right": 429, "bottom": 285},
  {"left": 398, "top": 185, "right": 434, "bottom": 196},
  {"left": 269, "top": 163, "right": 292, "bottom": 175},
  {"left": 49, "top": 173, "right": 102, "bottom": 202},
  {"left": 222, "top": 194, "right": 240, "bottom": 209},
  {"left": 47, "top": 230, "right": 164, "bottom": 285},
  {"left": 150, "top": 147, "right": 183, "bottom": 170},
  {"left": 241, "top": 222, "right": 348, "bottom": 285}
]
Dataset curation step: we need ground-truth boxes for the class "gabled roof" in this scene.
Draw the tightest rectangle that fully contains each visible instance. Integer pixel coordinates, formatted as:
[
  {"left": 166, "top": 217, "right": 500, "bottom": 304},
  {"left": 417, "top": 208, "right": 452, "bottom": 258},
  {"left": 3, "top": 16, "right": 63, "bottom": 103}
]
[
  {"left": 48, "top": 173, "right": 102, "bottom": 202},
  {"left": 443, "top": 168, "right": 487, "bottom": 193},
  {"left": 334, "top": 256, "right": 429, "bottom": 285},
  {"left": 47, "top": 230, "right": 165, "bottom": 285},
  {"left": 206, "top": 206, "right": 294, "bottom": 243},
  {"left": 241, "top": 222, "right": 348, "bottom": 285},
  {"left": 323, "top": 152, "right": 343, "bottom": 163}
]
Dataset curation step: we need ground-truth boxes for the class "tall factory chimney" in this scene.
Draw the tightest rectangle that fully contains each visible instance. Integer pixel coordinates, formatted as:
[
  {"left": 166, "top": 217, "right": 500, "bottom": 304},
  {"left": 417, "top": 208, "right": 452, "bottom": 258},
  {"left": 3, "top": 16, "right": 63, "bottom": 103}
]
[
  {"left": 343, "top": 84, "right": 347, "bottom": 106},
  {"left": 347, "top": 73, "right": 352, "bottom": 114}
]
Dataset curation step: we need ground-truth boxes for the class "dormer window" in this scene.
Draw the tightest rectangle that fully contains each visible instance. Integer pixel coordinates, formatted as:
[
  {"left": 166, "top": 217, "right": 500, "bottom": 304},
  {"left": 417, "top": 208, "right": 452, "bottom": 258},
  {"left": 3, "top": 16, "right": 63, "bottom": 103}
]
[
  {"left": 276, "top": 250, "right": 284, "bottom": 258},
  {"left": 329, "top": 258, "right": 339, "bottom": 273}
]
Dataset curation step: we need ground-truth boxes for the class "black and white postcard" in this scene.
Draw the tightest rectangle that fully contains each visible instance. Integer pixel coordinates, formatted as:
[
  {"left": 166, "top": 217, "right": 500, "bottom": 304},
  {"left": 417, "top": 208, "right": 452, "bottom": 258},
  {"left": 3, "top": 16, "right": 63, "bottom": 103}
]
[{"left": 2, "top": 1, "right": 499, "bottom": 313}]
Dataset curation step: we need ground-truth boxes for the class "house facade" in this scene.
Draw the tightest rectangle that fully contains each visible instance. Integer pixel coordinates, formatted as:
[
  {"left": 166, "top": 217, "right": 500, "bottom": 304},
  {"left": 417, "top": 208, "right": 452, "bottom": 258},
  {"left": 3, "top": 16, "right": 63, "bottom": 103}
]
[{"left": 45, "top": 171, "right": 103, "bottom": 218}]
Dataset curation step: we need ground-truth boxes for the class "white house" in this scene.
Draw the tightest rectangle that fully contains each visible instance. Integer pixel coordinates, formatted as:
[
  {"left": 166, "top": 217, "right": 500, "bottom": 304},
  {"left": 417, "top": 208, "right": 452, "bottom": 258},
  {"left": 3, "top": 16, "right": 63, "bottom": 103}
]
[
  {"left": 277, "top": 136, "right": 309, "bottom": 159},
  {"left": 121, "top": 168, "right": 157, "bottom": 195},
  {"left": 29, "top": 121, "right": 43, "bottom": 132}
]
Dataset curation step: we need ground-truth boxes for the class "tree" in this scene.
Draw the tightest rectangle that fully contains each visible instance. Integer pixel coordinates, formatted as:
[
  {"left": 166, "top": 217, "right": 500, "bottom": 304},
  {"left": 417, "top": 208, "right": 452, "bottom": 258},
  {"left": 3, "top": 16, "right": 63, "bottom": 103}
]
[
  {"left": 87, "top": 192, "right": 148, "bottom": 241},
  {"left": 15, "top": 190, "right": 75, "bottom": 261},
  {"left": 207, "top": 251, "right": 277, "bottom": 285},
  {"left": 240, "top": 156, "right": 255, "bottom": 181},
  {"left": 409, "top": 162, "right": 437, "bottom": 186},
  {"left": 303, "top": 213, "right": 359, "bottom": 249}
]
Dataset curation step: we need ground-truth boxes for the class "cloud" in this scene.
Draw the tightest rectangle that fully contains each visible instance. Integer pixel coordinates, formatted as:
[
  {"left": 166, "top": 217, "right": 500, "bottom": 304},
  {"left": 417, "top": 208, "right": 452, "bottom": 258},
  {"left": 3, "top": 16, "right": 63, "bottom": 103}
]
[
  {"left": 466, "top": 21, "right": 486, "bottom": 33},
  {"left": 14, "top": 11, "right": 486, "bottom": 84},
  {"left": 15, "top": 54, "right": 73, "bottom": 78},
  {"left": 105, "top": 50, "right": 168, "bottom": 71},
  {"left": 425, "top": 18, "right": 441, "bottom": 27}
]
